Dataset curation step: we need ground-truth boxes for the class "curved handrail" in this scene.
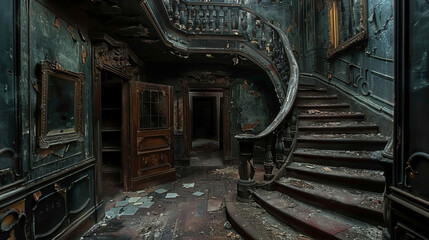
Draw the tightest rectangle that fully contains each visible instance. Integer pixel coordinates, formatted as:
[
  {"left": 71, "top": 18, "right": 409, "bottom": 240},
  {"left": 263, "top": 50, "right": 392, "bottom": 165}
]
[{"left": 142, "top": 0, "right": 299, "bottom": 141}]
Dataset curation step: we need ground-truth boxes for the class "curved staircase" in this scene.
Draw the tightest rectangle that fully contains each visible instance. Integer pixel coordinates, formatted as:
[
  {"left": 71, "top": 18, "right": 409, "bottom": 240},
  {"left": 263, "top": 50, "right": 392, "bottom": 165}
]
[
  {"left": 141, "top": 1, "right": 387, "bottom": 238},
  {"left": 227, "top": 79, "right": 387, "bottom": 240}
]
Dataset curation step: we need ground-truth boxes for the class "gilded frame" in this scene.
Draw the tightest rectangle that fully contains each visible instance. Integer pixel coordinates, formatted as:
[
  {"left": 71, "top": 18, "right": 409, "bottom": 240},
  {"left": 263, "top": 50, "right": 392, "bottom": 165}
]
[
  {"left": 37, "top": 61, "right": 84, "bottom": 149},
  {"left": 327, "top": 0, "right": 368, "bottom": 58}
]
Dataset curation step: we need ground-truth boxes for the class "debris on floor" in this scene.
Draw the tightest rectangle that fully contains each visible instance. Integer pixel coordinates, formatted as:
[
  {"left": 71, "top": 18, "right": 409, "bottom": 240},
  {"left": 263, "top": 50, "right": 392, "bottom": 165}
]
[
  {"left": 155, "top": 188, "right": 168, "bottom": 194},
  {"left": 193, "top": 191, "right": 205, "bottom": 196},
  {"left": 82, "top": 166, "right": 240, "bottom": 239},
  {"left": 182, "top": 183, "right": 195, "bottom": 188},
  {"left": 165, "top": 193, "right": 179, "bottom": 199}
]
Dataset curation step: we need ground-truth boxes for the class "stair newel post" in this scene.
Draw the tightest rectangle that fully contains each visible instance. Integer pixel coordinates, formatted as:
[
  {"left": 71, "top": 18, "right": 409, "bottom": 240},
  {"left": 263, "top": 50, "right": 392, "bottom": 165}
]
[
  {"left": 236, "top": 134, "right": 256, "bottom": 202},
  {"left": 264, "top": 145, "right": 275, "bottom": 180},
  {"left": 275, "top": 129, "right": 286, "bottom": 169}
]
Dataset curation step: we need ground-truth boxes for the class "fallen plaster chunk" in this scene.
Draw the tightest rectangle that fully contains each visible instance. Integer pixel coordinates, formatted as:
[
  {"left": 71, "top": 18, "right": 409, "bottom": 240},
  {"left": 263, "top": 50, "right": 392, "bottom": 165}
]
[
  {"left": 193, "top": 191, "right": 205, "bottom": 197},
  {"left": 165, "top": 193, "right": 179, "bottom": 199},
  {"left": 128, "top": 197, "right": 141, "bottom": 203},
  {"left": 115, "top": 200, "right": 129, "bottom": 207},
  {"left": 155, "top": 189, "right": 168, "bottom": 194},
  {"left": 183, "top": 183, "right": 195, "bottom": 188}
]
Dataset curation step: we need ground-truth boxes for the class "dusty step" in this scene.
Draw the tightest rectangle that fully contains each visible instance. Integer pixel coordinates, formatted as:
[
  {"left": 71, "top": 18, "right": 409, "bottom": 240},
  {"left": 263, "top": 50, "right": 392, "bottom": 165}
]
[
  {"left": 225, "top": 200, "right": 306, "bottom": 240},
  {"left": 275, "top": 177, "right": 384, "bottom": 226},
  {"left": 298, "top": 122, "right": 379, "bottom": 134},
  {"left": 298, "top": 83, "right": 317, "bottom": 88},
  {"left": 298, "top": 111, "right": 365, "bottom": 122},
  {"left": 253, "top": 189, "right": 383, "bottom": 240},
  {"left": 296, "top": 94, "right": 338, "bottom": 104},
  {"left": 296, "top": 134, "right": 388, "bottom": 151},
  {"left": 293, "top": 148, "right": 384, "bottom": 170},
  {"left": 297, "top": 87, "right": 327, "bottom": 95},
  {"left": 297, "top": 103, "right": 350, "bottom": 111},
  {"left": 285, "top": 162, "right": 385, "bottom": 192}
]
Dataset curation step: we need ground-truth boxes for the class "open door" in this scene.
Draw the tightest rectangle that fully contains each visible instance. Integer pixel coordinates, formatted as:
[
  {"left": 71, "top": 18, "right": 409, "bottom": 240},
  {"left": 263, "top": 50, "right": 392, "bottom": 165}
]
[{"left": 129, "top": 81, "right": 176, "bottom": 191}]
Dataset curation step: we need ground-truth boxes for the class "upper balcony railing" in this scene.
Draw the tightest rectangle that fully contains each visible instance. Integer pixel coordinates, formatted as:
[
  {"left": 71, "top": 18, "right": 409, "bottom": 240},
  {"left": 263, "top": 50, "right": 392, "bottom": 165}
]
[{"left": 142, "top": 0, "right": 299, "bottom": 201}]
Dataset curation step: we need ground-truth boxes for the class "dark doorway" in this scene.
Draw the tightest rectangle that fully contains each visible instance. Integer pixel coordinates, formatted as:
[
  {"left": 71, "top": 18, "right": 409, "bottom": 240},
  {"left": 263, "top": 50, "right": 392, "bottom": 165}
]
[
  {"left": 192, "top": 96, "right": 217, "bottom": 140},
  {"left": 190, "top": 91, "right": 223, "bottom": 166}
]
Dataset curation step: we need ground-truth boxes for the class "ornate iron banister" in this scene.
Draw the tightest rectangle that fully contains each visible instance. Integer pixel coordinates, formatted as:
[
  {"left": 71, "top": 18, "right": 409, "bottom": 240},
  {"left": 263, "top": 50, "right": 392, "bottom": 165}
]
[{"left": 141, "top": 0, "right": 299, "bottom": 201}]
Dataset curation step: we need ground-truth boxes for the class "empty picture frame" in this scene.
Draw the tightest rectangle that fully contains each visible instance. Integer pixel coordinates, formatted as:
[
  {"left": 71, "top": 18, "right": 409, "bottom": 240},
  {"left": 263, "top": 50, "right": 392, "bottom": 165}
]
[
  {"left": 37, "top": 61, "right": 84, "bottom": 149},
  {"left": 327, "top": 0, "right": 368, "bottom": 58}
]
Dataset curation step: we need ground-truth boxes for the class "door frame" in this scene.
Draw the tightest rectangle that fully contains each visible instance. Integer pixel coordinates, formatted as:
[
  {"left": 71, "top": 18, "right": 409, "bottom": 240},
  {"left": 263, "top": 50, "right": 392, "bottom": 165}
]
[
  {"left": 91, "top": 34, "right": 142, "bottom": 200},
  {"left": 181, "top": 72, "right": 231, "bottom": 161}
]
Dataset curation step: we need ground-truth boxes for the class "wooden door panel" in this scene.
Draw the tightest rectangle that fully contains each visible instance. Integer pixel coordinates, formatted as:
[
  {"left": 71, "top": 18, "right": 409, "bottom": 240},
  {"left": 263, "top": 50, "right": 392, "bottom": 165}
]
[{"left": 129, "top": 82, "right": 176, "bottom": 191}]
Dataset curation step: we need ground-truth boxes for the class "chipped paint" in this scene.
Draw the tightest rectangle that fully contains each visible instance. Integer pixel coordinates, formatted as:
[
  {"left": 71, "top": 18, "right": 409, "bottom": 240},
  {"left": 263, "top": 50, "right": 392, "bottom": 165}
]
[
  {"left": 241, "top": 120, "right": 261, "bottom": 132},
  {"left": 241, "top": 80, "right": 261, "bottom": 97}
]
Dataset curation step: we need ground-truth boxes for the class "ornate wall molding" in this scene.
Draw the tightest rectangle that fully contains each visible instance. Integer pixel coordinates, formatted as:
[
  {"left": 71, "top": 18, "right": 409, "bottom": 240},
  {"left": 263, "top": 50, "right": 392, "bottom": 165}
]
[{"left": 92, "top": 35, "right": 143, "bottom": 82}]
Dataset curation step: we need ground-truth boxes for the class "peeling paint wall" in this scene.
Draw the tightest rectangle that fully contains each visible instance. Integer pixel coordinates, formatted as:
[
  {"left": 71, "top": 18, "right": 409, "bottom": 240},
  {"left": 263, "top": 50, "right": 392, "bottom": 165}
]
[
  {"left": 286, "top": 0, "right": 394, "bottom": 116},
  {"left": 24, "top": 0, "right": 93, "bottom": 179}
]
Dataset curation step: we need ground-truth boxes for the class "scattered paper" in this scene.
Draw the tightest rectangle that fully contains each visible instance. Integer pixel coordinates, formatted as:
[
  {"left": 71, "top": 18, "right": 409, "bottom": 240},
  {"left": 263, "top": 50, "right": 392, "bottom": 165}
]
[
  {"left": 121, "top": 206, "right": 139, "bottom": 216},
  {"left": 128, "top": 197, "right": 141, "bottom": 203},
  {"left": 139, "top": 201, "right": 155, "bottom": 209},
  {"left": 155, "top": 189, "right": 168, "bottom": 194},
  {"left": 138, "top": 197, "right": 151, "bottom": 203},
  {"left": 182, "top": 183, "right": 195, "bottom": 188},
  {"left": 115, "top": 200, "right": 129, "bottom": 207},
  {"left": 137, "top": 190, "right": 146, "bottom": 194},
  {"left": 322, "top": 167, "right": 333, "bottom": 172},
  {"left": 193, "top": 191, "right": 205, "bottom": 197},
  {"left": 105, "top": 207, "right": 122, "bottom": 219},
  {"left": 165, "top": 193, "right": 179, "bottom": 199},
  {"left": 133, "top": 202, "right": 143, "bottom": 206}
]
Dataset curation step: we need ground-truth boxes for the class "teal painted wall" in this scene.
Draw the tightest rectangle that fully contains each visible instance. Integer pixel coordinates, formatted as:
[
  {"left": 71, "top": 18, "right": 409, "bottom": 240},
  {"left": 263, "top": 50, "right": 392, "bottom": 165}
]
[{"left": 24, "top": 0, "right": 93, "bottom": 179}]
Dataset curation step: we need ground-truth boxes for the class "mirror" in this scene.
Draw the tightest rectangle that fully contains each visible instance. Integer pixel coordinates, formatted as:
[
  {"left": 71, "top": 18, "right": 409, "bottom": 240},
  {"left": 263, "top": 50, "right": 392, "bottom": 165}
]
[
  {"left": 38, "top": 61, "right": 84, "bottom": 149},
  {"left": 327, "top": 0, "right": 367, "bottom": 58}
]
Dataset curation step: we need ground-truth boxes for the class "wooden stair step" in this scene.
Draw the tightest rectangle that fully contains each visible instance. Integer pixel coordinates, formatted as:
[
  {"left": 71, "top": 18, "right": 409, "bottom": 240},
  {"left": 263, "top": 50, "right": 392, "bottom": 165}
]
[
  {"left": 297, "top": 87, "right": 327, "bottom": 95},
  {"left": 297, "top": 94, "right": 338, "bottom": 100},
  {"left": 285, "top": 162, "right": 385, "bottom": 192},
  {"left": 298, "top": 123, "right": 379, "bottom": 134},
  {"left": 275, "top": 177, "right": 384, "bottom": 226},
  {"left": 293, "top": 148, "right": 383, "bottom": 170},
  {"left": 297, "top": 103, "right": 350, "bottom": 111},
  {"left": 298, "top": 83, "right": 317, "bottom": 88},
  {"left": 225, "top": 199, "right": 304, "bottom": 240},
  {"left": 298, "top": 112, "right": 365, "bottom": 122},
  {"left": 253, "top": 189, "right": 382, "bottom": 240},
  {"left": 296, "top": 134, "right": 388, "bottom": 151},
  {"left": 296, "top": 94, "right": 338, "bottom": 104}
]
